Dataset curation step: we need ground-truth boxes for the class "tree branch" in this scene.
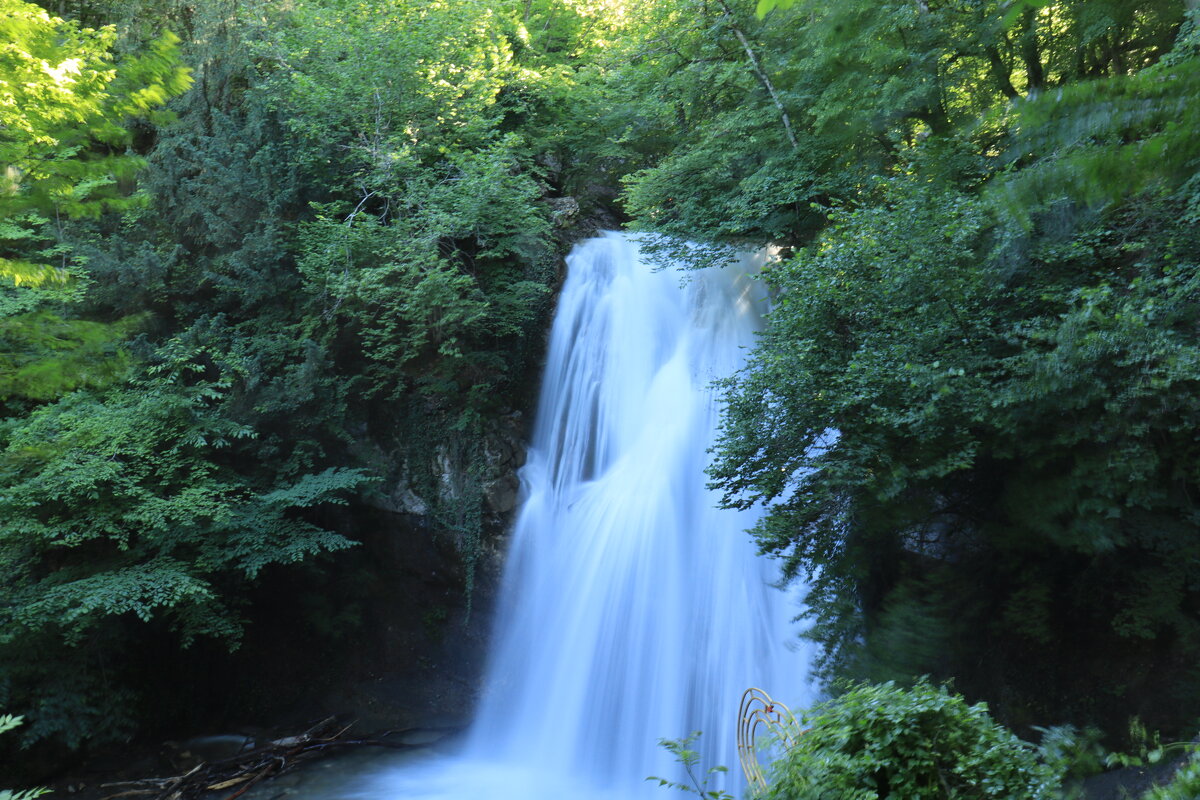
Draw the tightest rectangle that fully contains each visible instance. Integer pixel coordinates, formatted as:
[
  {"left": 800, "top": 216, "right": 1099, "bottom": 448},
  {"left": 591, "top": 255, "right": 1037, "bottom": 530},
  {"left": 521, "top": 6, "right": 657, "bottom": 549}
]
[
  {"left": 1019, "top": 9, "right": 1045, "bottom": 91},
  {"left": 716, "top": 0, "right": 798, "bottom": 150}
]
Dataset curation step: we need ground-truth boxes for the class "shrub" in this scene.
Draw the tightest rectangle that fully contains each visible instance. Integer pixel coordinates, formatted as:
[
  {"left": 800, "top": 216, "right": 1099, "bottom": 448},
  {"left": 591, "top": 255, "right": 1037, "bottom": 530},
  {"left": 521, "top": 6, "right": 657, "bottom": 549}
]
[
  {"left": 1143, "top": 750, "right": 1200, "bottom": 800},
  {"left": 763, "top": 680, "right": 1059, "bottom": 799}
]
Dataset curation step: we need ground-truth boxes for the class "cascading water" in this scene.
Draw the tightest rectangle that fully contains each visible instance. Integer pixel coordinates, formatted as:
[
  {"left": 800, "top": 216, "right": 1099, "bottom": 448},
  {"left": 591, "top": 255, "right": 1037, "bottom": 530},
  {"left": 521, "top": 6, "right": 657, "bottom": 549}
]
[{"left": 362, "top": 232, "right": 814, "bottom": 800}]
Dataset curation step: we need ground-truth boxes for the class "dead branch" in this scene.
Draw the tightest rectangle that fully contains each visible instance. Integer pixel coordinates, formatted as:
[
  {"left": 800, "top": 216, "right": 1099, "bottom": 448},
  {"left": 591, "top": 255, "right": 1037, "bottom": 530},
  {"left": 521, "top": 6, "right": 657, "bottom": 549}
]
[{"left": 96, "top": 718, "right": 433, "bottom": 800}]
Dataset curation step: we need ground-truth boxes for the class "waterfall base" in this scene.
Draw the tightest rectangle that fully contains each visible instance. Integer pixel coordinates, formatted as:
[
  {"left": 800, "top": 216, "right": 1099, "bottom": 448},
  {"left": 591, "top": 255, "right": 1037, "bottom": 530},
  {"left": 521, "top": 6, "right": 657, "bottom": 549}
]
[{"left": 358, "top": 233, "right": 815, "bottom": 799}]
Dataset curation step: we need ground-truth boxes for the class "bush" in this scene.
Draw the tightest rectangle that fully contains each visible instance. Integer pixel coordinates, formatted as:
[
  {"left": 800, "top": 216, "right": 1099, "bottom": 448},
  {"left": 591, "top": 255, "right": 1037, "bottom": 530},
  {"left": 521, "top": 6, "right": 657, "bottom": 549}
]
[
  {"left": 764, "top": 681, "right": 1059, "bottom": 800},
  {"left": 1144, "top": 751, "right": 1200, "bottom": 800}
]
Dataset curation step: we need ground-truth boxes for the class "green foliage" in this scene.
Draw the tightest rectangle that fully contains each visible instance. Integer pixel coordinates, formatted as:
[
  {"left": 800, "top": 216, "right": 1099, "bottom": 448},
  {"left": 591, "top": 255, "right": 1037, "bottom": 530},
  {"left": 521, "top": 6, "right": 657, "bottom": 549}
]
[
  {"left": 1102, "top": 718, "right": 1199, "bottom": 771},
  {"left": 1144, "top": 750, "right": 1200, "bottom": 800},
  {"left": 713, "top": 165, "right": 1200, "bottom": 722},
  {"left": 293, "top": 138, "right": 550, "bottom": 408},
  {"left": 9, "top": 0, "right": 1196, "bottom": 761},
  {"left": 249, "top": 0, "right": 560, "bottom": 420},
  {"left": 991, "top": 56, "right": 1200, "bottom": 228},
  {"left": 0, "top": 0, "right": 589, "bottom": 752},
  {"left": 1033, "top": 725, "right": 1105, "bottom": 782},
  {"left": 648, "top": 732, "right": 733, "bottom": 800},
  {"left": 0, "top": 353, "right": 369, "bottom": 743},
  {"left": 0, "top": 311, "right": 140, "bottom": 401},
  {"left": 620, "top": 0, "right": 1185, "bottom": 248},
  {"left": 615, "top": 0, "right": 832, "bottom": 246},
  {"left": 0, "top": 0, "right": 190, "bottom": 284},
  {"left": 764, "top": 681, "right": 1060, "bottom": 800},
  {"left": 0, "top": 0, "right": 190, "bottom": 406},
  {"left": 1031, "top": 725, "right": 1105, "bottom": 799},
  {"left": 675, "top": 0, "right": 1200, "bottom": 734},
  {"left": 0, "top": 715, "right": 47, "bottom": 800},
  {"left": 754, "top": 0, "right": 792, "bottom": 19}
]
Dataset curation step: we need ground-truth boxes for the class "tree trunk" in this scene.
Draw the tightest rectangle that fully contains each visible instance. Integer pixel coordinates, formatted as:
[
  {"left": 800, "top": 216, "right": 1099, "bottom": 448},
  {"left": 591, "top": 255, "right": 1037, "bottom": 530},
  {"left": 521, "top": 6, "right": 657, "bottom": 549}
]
[
  {"left": 716, "top": 0, "right": 799, "bottom": 150},
  {"left": 1020, "top": 9, "right": 1045, "bottom": 91}
]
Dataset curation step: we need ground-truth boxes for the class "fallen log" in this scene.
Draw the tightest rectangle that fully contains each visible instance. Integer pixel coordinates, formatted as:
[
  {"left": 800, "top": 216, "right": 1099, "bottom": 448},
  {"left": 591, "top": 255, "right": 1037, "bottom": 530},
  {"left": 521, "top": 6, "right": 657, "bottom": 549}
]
[{"left": 97, "top": 718, "right": 427, "bottom": 800}]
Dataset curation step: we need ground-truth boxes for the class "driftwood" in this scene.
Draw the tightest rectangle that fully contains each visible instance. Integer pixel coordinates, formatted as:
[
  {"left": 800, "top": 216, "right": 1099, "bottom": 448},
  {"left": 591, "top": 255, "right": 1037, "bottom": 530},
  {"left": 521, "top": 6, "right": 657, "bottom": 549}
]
[{"left": 96, "top": 718, "right": 421, "bottom": 800}]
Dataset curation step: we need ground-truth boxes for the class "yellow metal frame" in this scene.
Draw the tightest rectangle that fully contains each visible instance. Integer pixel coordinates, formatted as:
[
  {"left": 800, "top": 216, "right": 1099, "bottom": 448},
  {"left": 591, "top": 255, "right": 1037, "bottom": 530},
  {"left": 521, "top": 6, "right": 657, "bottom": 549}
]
[{"left": 736, "top": 687, "right": 800, "bottom": 792}]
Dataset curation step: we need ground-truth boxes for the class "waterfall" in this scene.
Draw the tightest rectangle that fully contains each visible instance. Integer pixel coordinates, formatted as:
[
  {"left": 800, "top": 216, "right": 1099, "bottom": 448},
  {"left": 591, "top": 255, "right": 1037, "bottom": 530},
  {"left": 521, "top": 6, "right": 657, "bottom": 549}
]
[{"left": 363, "top": 232, "right": 814, "bottom": 800}]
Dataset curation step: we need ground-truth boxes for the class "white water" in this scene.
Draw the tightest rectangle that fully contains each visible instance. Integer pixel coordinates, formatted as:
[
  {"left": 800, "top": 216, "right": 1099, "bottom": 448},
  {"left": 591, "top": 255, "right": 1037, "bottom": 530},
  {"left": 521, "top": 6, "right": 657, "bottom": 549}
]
[{"left": 362, "top": 232, "right": 814, "bottom": 800}]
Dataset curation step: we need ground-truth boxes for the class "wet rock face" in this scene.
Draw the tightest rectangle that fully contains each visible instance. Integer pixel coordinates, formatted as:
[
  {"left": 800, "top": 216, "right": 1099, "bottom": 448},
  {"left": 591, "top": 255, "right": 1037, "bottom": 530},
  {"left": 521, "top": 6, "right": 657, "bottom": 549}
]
[
  {"left": 390, "top": 481, "right": 430, "bottom": 516},
  {"left": 483, "top": 471, "right": 520, "bottom": 516},
  {"left": 369, "top": 411, "right": 527, "bottom": 525},
  {"left": 303, "top": 503, "right": 506, "bottom": 738},
  {"left": 327, "top": 410, "right": 529, "bottom": 726},
  {"left": 548, "top": 196, "right": 580, "bottom": 228},
  {"left": 481, "top": 414, "right": 526, "bottom": 516}
]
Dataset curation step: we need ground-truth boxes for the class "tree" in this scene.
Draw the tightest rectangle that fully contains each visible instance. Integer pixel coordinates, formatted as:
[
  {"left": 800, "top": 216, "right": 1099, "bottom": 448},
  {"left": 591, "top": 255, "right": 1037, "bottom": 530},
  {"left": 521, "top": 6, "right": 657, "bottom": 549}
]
[
  {"left": 0, "top": 0, "right": 190, "bottom": 403},
  {"left": 0, "top": 0, "right": 189, "bottom": 286},
  {"left": 700, "top": 1, "right": 1200, "bottom": 733},
  {"left": 0, "top": 0, "right": 591, "bottom": 752}
]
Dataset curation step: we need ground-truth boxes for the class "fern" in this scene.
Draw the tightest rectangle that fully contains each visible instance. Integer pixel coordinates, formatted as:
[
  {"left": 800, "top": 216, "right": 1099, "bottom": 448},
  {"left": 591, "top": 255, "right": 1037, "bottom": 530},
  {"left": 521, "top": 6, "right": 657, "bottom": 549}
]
[{"left": 0, "top": 716, "right": 47, "bottom": 800}]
